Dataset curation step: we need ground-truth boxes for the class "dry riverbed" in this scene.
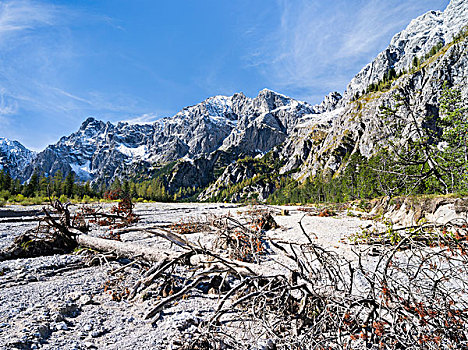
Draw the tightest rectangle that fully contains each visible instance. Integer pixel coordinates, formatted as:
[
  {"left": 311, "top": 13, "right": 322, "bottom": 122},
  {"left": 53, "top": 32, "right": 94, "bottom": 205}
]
[{"left": 0, "top": 202, "right": 388, "bottom": 349}]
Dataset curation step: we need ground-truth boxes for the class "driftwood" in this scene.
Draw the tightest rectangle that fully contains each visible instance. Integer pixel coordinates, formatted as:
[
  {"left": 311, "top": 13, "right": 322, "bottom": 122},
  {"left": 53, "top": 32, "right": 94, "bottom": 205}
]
[
  {"left": 76, "top": 234, "right": 175, "bottom": 262},
  {"left": 0, "top": 216, "right": 54, "bottom": 223}
]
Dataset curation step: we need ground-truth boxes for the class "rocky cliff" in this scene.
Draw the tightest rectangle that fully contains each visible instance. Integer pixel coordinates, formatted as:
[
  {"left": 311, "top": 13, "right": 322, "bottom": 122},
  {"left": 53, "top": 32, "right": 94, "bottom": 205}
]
[
  {"left": 342, "top": 0, "right": 468, "bottom": 102},
  {"left": 198, "top": 0, "right": 468, "bottom": 201},
  {"left": 0, "top": 138, "right": 35, "bottom": 179},
  {"left": 288, "top": 31, "right": 468, "bottom": 182},
  {"left": 21, "top": 89, "right": 317, "bottom": 186}
]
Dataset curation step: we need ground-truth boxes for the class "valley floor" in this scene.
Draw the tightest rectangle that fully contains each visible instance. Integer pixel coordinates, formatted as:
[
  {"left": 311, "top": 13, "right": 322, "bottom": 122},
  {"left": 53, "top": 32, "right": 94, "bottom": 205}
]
[{"left": 0, "top": 203, "right": 384, "bottom": 349}]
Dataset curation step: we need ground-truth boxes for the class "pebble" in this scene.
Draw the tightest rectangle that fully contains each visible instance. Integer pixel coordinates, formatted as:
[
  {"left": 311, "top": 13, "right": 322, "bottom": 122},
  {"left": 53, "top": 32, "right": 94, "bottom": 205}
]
[
  {"left": 66, "top": 292, "right": 81, "bottom": 301},
  {"left": 79, "top": 294, "right": 93, "bottom": 306},
  {"left": 51, "top": 313, "right": 64, "bottom": 322},
  {"left": 55, "top": 322, "right": 68, "bottom": 331},
  {"left": 84, "top": 341, "right": 96, "bottom": 348}
]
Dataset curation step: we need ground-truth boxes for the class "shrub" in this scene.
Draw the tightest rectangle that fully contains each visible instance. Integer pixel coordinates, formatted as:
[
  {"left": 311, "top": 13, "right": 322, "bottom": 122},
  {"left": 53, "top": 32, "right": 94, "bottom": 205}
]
[
  {"left": 15, "top": 194, "right": 25, "bottom": 202},
  {"left": 0, "top": 190, "right": 10, "bottom": 201}
]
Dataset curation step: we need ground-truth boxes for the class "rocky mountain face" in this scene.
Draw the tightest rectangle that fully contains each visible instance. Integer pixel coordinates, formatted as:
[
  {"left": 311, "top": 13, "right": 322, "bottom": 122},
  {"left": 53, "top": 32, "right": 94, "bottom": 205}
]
[
  {"left": 313, "top": 92, "right": 342, "bottom": 113},
  {"left": 21, "top": 89, "right": 317, "bottom": 187},
  {"left": 0, "top": 138, "right": 35, "bottom": 179},
  {"left": 199, "top": 0, "right": 468, "bottom": 201},
  {"left": 22, "top": 118, "right": 156, "bottom": 183},
  {"left": 198, "top": 155, "right": 279, "bottom": 202},
  {"left": 342, "top": 0, "right": 468, "bottom": 102},
  {"left": 284, "top": 0, "right": 468, "bottom": 183}
]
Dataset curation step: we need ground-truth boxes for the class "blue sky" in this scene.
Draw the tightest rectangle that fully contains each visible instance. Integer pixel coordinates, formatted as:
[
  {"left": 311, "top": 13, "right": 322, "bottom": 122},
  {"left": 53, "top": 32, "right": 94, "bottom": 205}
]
[{"left": 0, "top": 0, "right": 450, "bottom": 151}]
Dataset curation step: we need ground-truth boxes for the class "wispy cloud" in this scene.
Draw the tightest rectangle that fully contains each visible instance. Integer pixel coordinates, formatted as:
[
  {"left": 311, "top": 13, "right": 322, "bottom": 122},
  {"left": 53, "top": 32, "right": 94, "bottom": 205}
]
[
  {"left": 0, "top": 0, "right": 57, "bottom": 37},
  {"left": 0, "top": 1, "right": 73, "bottom": 122},
  {"left": 0, "top": 88, "right": 18, "bottom": 115},
  {"left": 120, "top": 113, "right": 163, "bottom": 125},
  {"left": 245, "top": 0, "right": 448, "bottom": 102}
]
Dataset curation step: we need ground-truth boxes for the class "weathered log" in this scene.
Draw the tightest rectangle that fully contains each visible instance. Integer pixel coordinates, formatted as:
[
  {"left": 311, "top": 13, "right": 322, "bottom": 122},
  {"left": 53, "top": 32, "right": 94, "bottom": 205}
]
[
  {"left": 76, "top": 234, "right": 176, "bottom": 262},
  {"left": 76, "top": 233, "right": 265, "bottom": 278},
  {"left": 0, "top": 216, "right": 47, "bottom": 223}
]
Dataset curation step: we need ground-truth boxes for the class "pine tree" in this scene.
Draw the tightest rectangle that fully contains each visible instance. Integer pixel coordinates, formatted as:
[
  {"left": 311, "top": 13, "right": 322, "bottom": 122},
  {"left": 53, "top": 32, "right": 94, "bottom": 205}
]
[
  {"left": 23, "top": 171, "right": 39, "bottom": 197},
  {"left": 111, "top": 177, "right": 122, "bottom": 192},
  {"left": 53, "top": 170, "right": 63, "bottom": 196},
  {"left": 123, "top": 179, "right": 130, "bottom": 196},
  {"left": 64, "top": 172, "right": 75, "bottom": 197},
  {"left": 438, "top": 83, "right": 468, "bottom": 192}
]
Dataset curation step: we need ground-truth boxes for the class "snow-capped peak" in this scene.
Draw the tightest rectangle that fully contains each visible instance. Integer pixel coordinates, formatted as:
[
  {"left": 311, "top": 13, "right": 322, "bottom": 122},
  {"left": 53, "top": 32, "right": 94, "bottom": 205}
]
[{"left": 0, "top": 137, "right": 35, "bottom": 178}]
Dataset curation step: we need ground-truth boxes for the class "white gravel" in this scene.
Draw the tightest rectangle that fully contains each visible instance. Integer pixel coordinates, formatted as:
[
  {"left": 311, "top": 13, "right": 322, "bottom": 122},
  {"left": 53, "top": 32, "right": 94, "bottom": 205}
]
[{"left": 0, "top": 203, "right": 383, "bottom": 350}]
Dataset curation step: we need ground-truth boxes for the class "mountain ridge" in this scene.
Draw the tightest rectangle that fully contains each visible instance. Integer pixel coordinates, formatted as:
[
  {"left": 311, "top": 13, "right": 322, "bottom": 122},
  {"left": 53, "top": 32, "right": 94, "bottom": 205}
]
[
  {"left": 1, "top": 0, "right": 467, "bottom": 203},
  {"left": 342, "top": 0, "right": 468, "bottom": 102},
  {"left": 0, "top": 137, "right": 36, "bottom": 180},
  {"left": 19, "top": 88, "right": 321, "bottom": 186}
]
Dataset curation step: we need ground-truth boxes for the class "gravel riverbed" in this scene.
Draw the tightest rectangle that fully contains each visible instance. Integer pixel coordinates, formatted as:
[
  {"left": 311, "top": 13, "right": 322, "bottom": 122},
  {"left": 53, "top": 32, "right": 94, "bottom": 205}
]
[{"left": 0, "top": 203, "right": 382, "bottom": 349}]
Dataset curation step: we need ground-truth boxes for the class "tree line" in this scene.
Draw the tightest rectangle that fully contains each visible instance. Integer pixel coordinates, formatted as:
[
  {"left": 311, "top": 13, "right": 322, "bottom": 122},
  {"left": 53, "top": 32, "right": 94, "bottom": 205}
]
[
  {"left": 0, "top": 168, "right": 198, "bottom": 204},
  {"left": 0, "top": 170, "right": 97, "bottom": 204}
]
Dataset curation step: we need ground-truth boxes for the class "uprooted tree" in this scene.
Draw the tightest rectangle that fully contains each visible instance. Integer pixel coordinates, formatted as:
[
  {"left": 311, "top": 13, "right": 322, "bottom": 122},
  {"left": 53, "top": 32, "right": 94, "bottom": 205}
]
[{"left": 0, "top": 195, "right": 138, "bottom": 261}]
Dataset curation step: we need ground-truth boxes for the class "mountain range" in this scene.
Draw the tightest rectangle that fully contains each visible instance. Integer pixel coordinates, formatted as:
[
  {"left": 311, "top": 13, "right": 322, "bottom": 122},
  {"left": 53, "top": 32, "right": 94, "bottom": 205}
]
[{"left": 1, "top": 0, "right": 467, "bottom": 202}]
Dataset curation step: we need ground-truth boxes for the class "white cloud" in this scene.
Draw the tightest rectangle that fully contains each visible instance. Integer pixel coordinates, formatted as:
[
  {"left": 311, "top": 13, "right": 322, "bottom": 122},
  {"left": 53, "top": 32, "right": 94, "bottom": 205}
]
[
  {"left": 0, "top": 0, "right": 57, "bottom": 37},
  {"left": 120, "top": 113, "right": 162, "bottom": 125},
  {"left": 0, "top": 88, "right": 18, "bottom": 115},
  {"left": 0, "top": 1, "right": 69, "bottom": 117},
  {"left": 0, "top": 1, "right": 156, "bottom": 137}
]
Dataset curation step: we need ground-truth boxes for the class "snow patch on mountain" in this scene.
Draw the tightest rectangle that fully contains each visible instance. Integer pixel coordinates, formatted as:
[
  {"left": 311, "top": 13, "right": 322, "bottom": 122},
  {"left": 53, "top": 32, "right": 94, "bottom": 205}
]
[
  {"left": 117, "top": 144, "right": 149, "bottom": 160},
  {"left": 0, "top": 138, "right": 35, "bottom": 178},
  {"left": 70, "top": 161, "right": 92, "bottom": 181}
]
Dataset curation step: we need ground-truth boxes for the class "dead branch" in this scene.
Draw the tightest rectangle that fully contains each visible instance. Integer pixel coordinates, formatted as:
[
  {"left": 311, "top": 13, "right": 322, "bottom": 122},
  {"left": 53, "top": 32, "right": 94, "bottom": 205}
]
[{"left": 145, "top": 276, "right": 210, "bottom": 319}]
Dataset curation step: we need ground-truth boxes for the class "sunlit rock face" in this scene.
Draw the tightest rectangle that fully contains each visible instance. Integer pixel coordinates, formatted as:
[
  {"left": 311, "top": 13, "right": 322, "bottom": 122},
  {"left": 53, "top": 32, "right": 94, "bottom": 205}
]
[
  {"left": 342, "top": 0, "right": 468, "bottom": 102},
  {"left": 21, "top": 89, "right": 318, "bottom": 185},
  {"left": 0, "top": 138, "right": 35, "bottom": 179}
]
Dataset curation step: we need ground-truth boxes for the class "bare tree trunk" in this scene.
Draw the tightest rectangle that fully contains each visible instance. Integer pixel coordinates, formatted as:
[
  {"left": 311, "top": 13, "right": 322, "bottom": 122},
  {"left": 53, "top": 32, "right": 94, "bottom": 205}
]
[{"left": 76, "top": 235, "right": 176, "bottom": 262}]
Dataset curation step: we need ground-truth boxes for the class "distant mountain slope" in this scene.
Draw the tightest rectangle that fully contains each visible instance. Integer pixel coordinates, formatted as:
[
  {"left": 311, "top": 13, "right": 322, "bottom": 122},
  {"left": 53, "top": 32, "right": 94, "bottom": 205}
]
[
  {"left": 0, "top": 138, "right": 35, "bottom": 179},
  {"left": 21, "top": 89, "right": 318, "bottom": 185},
  {"left": 343, "top": 0, "right": 468, "bottom": 101}
]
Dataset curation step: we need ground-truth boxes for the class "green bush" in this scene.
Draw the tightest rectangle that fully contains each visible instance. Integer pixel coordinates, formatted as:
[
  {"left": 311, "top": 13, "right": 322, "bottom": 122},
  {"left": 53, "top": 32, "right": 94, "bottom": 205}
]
[
  {"left": 0, "top": 190, "right": 10, "bottom": 201},
  {"left": 14, "top": 194, "right": 25, "bottom": 202}
]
